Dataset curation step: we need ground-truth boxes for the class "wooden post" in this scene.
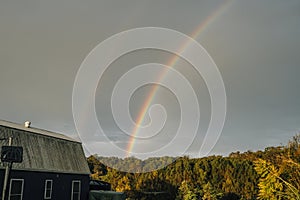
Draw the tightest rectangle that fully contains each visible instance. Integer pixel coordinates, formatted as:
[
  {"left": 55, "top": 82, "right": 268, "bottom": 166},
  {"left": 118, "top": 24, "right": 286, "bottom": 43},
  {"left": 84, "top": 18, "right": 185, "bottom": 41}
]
[{"left": 1, "top": 137, "right": 12, "bottom": 200}]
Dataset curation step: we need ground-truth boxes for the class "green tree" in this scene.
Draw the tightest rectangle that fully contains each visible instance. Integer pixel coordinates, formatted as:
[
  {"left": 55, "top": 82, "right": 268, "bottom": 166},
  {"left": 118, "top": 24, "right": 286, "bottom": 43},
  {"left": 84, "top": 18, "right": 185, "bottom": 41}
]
[
  {"left": 202, "top": 182, "right": 221, "bottom": 200},
  {"left": 87, "top": 155, "right": 107, "bottom": 178},
  {"left": 115, "top": 176, "right": 132, "bottom": 192},
  {"left": 254, "top": 135, "right": 300, "bottom": 200},
  {"left": 176, "top": 180, "right": 199, "bottom": 200},
  {"left": 254, "top": 158, "right": 284, "bottom": 199}
]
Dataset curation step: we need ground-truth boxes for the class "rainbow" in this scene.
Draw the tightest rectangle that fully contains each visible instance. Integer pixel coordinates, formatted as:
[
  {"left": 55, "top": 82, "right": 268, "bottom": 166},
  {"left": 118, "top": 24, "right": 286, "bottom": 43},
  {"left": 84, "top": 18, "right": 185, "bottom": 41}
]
[{"left": 126, "top": 0, "right": 234, "bottom": 157}]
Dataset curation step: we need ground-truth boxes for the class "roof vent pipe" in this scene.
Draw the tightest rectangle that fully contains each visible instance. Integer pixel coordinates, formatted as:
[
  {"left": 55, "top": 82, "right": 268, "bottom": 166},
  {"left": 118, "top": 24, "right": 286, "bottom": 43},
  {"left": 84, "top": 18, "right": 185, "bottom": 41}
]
[{"left": 24, "top": 121, "right": 31, "bottom": 128}]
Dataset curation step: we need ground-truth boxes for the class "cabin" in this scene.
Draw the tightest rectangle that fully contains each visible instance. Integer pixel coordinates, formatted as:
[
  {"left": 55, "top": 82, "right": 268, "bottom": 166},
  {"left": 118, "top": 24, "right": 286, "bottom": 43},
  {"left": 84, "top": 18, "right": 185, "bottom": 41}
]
[{"left": 0, "top": 120, "right": 90, "bottom": 200}]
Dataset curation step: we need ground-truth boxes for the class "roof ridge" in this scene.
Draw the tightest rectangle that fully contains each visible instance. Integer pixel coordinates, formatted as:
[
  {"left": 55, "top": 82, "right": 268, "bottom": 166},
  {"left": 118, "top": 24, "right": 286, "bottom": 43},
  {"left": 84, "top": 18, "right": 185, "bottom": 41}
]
[{"left": 0, "top": 120, "right": 80, "bottom": 143}]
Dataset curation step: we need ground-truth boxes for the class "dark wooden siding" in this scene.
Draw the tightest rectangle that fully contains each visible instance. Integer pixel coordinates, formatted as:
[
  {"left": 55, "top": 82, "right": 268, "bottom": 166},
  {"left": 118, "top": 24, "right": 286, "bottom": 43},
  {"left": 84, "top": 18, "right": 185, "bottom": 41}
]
[{"left": 0, "top": 169, "right": 90, "bottom": 200}]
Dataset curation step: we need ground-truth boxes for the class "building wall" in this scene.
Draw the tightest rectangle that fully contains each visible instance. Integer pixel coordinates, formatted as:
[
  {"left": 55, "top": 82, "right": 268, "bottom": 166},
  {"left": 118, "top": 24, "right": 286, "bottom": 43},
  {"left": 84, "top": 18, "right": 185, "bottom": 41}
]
[
  {"left": 0, "top": 169, "right": 90, "bottom": 200},
  {"left": 0, "top": 121, "right": 91, "bottom": 200}
]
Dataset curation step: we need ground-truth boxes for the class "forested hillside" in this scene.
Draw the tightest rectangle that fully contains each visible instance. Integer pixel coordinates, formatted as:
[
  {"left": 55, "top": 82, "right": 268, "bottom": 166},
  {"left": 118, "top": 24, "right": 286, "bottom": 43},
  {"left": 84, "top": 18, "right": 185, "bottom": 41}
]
[{"left": 87, "top": 135, "right": 300, "bottom": 200}]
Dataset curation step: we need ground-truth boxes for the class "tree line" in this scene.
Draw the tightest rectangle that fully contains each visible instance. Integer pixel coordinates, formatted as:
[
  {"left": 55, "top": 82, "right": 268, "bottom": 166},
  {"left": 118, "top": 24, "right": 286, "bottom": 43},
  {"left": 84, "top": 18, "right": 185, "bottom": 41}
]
[{"left": 87, "top": 135, "right": 300, "bottom": 200}]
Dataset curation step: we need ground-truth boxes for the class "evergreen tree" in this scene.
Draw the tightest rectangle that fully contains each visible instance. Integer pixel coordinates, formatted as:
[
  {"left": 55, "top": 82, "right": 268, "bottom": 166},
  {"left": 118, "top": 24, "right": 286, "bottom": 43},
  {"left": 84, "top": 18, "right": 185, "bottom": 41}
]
[{"left": 176, "top": 180, "right": 199, "bottom": 200}]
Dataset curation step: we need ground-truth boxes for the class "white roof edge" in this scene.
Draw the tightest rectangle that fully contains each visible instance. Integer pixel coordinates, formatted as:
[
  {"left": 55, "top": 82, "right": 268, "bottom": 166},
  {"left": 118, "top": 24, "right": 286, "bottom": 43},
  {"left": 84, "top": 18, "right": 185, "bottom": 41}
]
[{"left": 0, "top": 120, "right": 81, "bottom": 143}]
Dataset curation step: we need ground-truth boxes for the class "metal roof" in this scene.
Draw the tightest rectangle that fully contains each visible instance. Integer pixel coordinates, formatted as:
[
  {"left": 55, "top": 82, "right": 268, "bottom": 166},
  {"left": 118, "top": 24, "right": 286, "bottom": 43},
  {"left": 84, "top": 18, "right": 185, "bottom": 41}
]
[
  {"left": 0, "top": 120, "right": 90, "bottom": 174},
  {"left": 0, "top": 120, "right": 79, "bottom": 143}
]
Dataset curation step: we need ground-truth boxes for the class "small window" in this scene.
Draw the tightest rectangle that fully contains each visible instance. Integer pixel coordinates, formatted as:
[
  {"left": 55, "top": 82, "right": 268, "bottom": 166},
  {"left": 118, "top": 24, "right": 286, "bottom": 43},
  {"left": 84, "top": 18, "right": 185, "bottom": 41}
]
[
  {"left": 71, "top": 180, "right": 81, "bottom": 200},
  {"left": 8, "top": 179, "right": 24, "bottom": 200},
  {"left": 44, "top": 180, "right": 53, "bottom": 199}
]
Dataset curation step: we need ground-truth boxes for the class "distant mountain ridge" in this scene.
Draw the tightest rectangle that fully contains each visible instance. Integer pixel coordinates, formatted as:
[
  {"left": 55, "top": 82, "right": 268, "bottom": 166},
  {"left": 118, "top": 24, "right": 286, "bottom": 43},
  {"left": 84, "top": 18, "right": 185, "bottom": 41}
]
[{"left": 87, "top": 135, "right": 300, "bottom": 200}]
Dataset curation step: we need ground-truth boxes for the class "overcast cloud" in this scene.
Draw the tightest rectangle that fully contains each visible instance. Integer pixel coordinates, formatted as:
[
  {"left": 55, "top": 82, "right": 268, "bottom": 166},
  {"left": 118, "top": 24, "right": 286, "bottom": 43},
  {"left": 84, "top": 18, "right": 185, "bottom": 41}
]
[{"left": 1, "top": 0, "right": 300, "bottom": 158}]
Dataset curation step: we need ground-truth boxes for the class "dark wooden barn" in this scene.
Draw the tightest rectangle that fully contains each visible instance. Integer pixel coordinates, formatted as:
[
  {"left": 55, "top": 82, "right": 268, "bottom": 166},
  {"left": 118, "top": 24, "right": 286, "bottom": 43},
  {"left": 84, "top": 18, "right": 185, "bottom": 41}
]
[{"left": 0, "top": 120, "right": 90, "bottom": 200}]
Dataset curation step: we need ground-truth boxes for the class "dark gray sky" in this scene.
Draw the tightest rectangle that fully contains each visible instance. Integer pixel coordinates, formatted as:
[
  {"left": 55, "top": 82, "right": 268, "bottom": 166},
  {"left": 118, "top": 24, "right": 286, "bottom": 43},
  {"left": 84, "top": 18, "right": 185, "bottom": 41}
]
[{"left": 1, "top": 0, "right": 300, "bottom": 158}]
